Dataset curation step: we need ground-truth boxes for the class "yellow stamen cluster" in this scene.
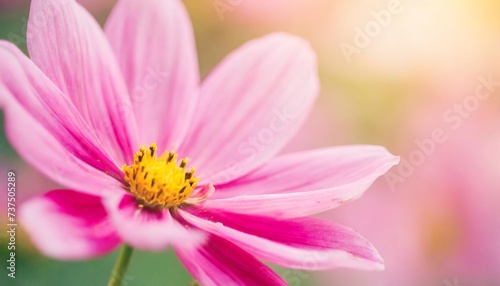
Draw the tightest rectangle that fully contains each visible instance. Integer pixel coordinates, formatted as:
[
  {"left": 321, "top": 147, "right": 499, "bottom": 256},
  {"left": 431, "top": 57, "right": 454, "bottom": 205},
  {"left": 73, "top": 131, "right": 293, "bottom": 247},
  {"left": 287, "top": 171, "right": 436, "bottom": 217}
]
[{"left": 122, "top": 144, "right": 198, "bottom": 209}]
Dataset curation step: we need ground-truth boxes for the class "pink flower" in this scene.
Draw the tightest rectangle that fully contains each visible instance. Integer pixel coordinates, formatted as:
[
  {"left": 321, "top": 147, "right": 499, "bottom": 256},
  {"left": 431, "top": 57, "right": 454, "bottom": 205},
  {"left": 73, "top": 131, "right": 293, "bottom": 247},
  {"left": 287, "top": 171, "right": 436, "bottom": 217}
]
[{"left": 0, "top": 0, "right": 398, "bottom": 284}]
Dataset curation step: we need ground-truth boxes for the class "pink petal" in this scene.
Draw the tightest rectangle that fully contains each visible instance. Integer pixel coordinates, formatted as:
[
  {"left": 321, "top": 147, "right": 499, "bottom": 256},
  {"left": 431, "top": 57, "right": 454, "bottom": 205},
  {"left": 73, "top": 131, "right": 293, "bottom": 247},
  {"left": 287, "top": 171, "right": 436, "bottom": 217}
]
[
  {"left": 4, "top": 99, "right": 123, "bottom": 194},
  {"left": 207, "top": 145, "right": 399, "bottom": 218},
  {"left": 27, "top": 0, "right": 139, "bottom": 163},
  {"left": 105, "top": 0, "right": 199, "bottom": 151},
  {"left": 184, "top": 184, "right": 215, "bottom": 205},
  {"left": 0, "top": 41, "right": 123, "bottom": 180},
  {"left": 180, "top": 33, "right": 319, "bottom": 185},
  {"left": 103, "top": 192, "right": 206, "bottom": 251},
  {"left": 181, "top": 209, "right": 384, "bottom": 271},
  {"left": 19, "top": 190, "right": 121, "bottom": 260},
  {"left": 174, "top": 233, "right": 287, "bottom": 286}
]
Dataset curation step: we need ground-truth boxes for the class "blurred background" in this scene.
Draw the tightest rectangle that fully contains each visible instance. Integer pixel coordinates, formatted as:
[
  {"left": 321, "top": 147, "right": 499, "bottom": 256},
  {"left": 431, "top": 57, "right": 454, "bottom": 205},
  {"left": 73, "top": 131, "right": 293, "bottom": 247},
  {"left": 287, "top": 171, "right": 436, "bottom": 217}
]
[{"left": 1, "top": 0, "right": 500, "bottom": 285}]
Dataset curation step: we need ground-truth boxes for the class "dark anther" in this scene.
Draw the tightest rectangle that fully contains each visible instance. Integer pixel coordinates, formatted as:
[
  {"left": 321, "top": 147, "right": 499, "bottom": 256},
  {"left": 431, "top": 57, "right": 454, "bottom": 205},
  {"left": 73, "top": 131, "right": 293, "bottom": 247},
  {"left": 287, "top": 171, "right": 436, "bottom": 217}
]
[
  {"left": 150, "top": 146, "right": 155, "bottom": 157},
  {"left": 167, "top": 152, "right": 174, "bottom": 162},
  {"left": 143, "top": 172, "right": 149, "bottom": 179}
]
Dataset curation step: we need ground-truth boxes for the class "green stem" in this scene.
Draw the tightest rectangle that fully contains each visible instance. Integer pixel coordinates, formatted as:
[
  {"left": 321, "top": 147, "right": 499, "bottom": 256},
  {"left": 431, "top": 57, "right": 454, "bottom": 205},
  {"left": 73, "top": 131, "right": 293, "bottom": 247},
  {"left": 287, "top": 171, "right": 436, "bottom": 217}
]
[{"left": 107, "top": 245, "right": 134, "bottom": 286}]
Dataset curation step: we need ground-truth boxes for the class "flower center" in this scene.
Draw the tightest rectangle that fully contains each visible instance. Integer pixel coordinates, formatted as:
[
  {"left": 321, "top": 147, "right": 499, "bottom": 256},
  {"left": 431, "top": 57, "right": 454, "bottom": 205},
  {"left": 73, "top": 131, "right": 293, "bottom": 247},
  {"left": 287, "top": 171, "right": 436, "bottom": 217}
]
[{"left": 122, "top": 144, "right": 198, "bottom": 209}]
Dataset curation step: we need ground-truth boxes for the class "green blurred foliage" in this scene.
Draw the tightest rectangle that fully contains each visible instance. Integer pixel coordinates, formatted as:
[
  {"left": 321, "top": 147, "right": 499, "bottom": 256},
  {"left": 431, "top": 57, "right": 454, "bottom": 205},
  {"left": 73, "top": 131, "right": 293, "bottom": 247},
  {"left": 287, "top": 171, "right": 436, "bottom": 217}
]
[
  {"left": 0, "top": 10, "right": 28, "bottom": 53},
  {"left": 0, "top": 111, "right": 16, "bottom": 161}
]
